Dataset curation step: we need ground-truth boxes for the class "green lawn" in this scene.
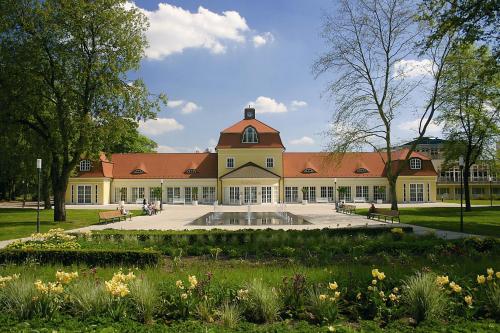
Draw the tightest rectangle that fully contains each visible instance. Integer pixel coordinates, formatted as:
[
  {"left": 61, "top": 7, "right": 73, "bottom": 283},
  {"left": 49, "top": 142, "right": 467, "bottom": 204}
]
[
  {"left": 443, "top": 199, "right": 500, "bottom": 206},
  {"left": 358, "top": 206, "right": 500, "bottom": 237},
  {"left": 0, "top": 208, "right": 141, "bottom": 241}
]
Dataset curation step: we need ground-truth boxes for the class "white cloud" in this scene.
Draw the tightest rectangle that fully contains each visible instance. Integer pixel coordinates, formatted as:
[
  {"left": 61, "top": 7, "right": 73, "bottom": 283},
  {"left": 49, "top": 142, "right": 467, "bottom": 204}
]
[
  {"left": 290, "top": 136, "right": 315, "bottom": 145},
  {"left": 138, "top": 118, "right": 184, "bottom": 135},
  {"left": 181, "top": 102, "right": 201, "bottom": 114},
  {"left": 157, "top": 145, "right": 179, "bottom": 153},
  {"left": 397, "top": 117, "right": 443, "bottom": 136},
  {"left": 248, "top": 96, "right": 288, "bottom": 114},
  {"left": 290, "top": 100, "right": 307, "bottom": 111},
  {"left": 252, "top": 32, "right": 274, "bottom": 48},
  {"left": 130, "top": 2, "right": 249, "bottom": 59},
  {"left": 394, "top": 59, "right": 433, "bottom": 78},
  {"left": 168, "top": 100, "right": 185, "bottom": 108}
]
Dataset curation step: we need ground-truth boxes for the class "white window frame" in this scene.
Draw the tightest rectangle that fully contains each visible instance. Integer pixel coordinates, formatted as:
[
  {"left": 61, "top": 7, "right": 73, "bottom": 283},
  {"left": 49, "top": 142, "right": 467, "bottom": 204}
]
[
  {"left": 79, "top": 160, "right": 91, "bottom": 172},
  {"left": 265, "top": 157, "right": 274, "bottom": 168},
  {"left": 226, "top": 157, "right": 235, "bottom": 169},
  {"left": 409, "top": 158, "right": 422, "bottom": 170},
  {"left": 242, "top": 126, "right": 258, "bottom": 143}
]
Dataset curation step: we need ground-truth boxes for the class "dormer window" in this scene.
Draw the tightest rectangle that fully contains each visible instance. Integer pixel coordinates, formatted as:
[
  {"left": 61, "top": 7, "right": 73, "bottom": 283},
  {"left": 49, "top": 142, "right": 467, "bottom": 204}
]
[
  {"left": 409, "top": 158, "right": 422, "bottom": 170},
  {"left": 242, "top": 126, "right": 258, "bottom": 143},
  {"left": 303, "top": 168, "right": 316, "bottom": 174},
  {"left": 132, "top": 169, "right": 145, "bottom": 174},
  {"left": 185, "top": 168, "right": 197, "bottom": 174},
  {"left": 355, "top": 168, "right": 369, "bottom": 174},
  {"left": 79, "top": 160, "right": 91, "bottom": 172}
]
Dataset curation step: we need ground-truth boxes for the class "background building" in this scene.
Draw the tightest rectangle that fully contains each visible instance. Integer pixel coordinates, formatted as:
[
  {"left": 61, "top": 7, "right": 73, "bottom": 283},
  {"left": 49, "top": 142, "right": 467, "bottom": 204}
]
[{"left": 67, "top": 108, "right": 437, "bottom": 205}]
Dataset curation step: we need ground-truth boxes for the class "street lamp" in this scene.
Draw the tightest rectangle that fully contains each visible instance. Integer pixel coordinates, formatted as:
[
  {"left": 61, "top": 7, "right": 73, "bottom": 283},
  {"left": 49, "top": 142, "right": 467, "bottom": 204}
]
[
  {"left": 160, "top": 179, "right": 164, "bottom": 211},
  {"left": 334, "top": 178, "right": 337, "bottom": 208},
  {"left": 36, "top": 159, "right": 42, "bottom": 233},
  {"left": 489, "top": 175, "right": 493, "bottom": 207},
  {"left": 458, "top": 156, "right": 464, "bottom": 233}
]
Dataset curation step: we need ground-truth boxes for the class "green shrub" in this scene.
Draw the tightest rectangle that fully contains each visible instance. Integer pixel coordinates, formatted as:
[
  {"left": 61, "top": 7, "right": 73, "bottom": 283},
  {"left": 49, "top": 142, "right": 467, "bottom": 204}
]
[
  {"left": 218, "top": 302, "right": 241, "bottom": 329},
  {"left": 0, "top": 249, "right": 161, "bottom": 267},
  {"left": 0, "top": 277, "right": 37, "bottom": 319},
  {"left": 129, "top": 278, "right": 158, "bottom": 324},
  {"left": 65, "top": 279, "right": 110, "bottom": 318},
  {"left": 243, "top": 279, "right": 281, "bottom": 323},
  {"left": 485, "top": 283, "right": 500, "bottom": 319},
  {"left": 401, "top": 272, "right": 447, "bottom": 323}
]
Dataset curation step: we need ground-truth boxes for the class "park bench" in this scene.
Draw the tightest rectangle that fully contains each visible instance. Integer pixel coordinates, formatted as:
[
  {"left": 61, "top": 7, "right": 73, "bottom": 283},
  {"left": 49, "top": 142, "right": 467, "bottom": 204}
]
[
  {"left": 316, "top": 197, "right": 330, "bottom": 203},
  {"left": 353, "top": 197, "right": 367, "bottom": 203},
  {"left": 337, "top": 204, "right": 356, "bottom": 214},
  {"left": 367, "top": 208, "right": 400, "bottom": 223},
  {"left": 98, "top": 210, "right": 132, "bottom": 224}
]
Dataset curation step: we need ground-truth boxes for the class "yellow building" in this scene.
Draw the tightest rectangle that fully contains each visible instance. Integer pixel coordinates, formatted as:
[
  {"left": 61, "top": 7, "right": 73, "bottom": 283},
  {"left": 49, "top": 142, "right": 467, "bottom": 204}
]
[{"left": 67, "top": 108, "right": 437, "bottom": 205}]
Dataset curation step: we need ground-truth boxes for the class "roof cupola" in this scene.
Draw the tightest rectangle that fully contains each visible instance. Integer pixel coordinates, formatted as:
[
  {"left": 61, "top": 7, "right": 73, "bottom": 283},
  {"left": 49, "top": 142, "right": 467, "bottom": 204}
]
[{"left": 244, "top": 107, "right": 255, "bottom": 120}]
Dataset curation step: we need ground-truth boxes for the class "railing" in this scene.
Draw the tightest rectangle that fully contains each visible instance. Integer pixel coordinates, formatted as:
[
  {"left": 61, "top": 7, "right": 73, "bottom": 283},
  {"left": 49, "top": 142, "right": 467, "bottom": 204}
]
[{"left": 438, "top": 177, "right": 499, "bottom": 184}]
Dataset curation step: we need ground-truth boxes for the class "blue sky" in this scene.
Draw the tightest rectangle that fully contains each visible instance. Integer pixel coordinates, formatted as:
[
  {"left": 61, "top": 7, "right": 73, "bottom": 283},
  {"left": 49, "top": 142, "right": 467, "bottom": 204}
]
[{"left": 131, "top": 1, "right": 442, "bottom": 153}]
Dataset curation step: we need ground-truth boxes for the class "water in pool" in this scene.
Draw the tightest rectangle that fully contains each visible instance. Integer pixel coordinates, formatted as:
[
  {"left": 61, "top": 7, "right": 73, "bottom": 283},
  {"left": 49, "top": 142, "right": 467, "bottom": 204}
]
[{"left": 189, "top": 212, "right": 310, "bottom": 226}]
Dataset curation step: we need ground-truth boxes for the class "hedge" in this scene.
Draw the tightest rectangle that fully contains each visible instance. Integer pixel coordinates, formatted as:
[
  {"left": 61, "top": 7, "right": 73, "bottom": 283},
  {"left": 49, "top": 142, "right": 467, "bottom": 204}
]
[{"left": 0, "top": 248, "right": 161, "bottom": 267}]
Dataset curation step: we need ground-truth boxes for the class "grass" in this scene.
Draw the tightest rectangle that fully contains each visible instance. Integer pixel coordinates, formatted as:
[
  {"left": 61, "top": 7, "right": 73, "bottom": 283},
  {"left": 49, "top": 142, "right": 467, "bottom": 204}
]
[
  {"left": 0, "top": 208, "right": 141, "bottom": 241},
  {"left": 358, "top": 206, "right": 500, "bottom": 237}
]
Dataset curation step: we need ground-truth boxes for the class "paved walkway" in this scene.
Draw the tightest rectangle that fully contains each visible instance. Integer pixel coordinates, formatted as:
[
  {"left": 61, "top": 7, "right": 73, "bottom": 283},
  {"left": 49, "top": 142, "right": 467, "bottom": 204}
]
[{"left": 0, "top": 203, "right": 482, "bottom": 249}]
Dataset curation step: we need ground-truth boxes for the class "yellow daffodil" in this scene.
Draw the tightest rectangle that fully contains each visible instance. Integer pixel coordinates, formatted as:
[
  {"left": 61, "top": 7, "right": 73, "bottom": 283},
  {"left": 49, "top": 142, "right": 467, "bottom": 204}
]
[
  {"left": 356, "top": 292, "right": 362, "bottom": 300},
  {"left": 180, "top": 293, "right": 188, "bottom": 300},
  {"left": 176, "top": 280, "right": 184, "bottom": 289},
  {"left": 487, "top": 275, "right": 493, "bottom": 281},
  {"left": 379, "top": 291, "right": 385, "bottom": 298},
  {"left": 436, "top": 275, "right": 449, "bottom": 286},
  {"left": 328, "top": 326, "right": 335, "bottom": 332},
  {"left": 236, "top": 289, "right": 249, "bottom": 301},
  {"left": 389, "top": 293, "right": 398, "bottom": 302},
  {"left": 449, "top": 282, "right": 462, "bottom": 293},
  {"left": 328, "top": 282, "right": 338, "bottom": 290},
  {"left": 105, "top": 280, "right": 129, "bottom": 297},
  {"left": 392, "top": 287, "right": 399, "bottom": 293},
  {"left": 487, "top": 268, "right": 494, "bottom": 276},
  {"left": 377, "top": 272, "right": 386, "bottom": 280},
  {"left": 477, "top": 275, "right": 486, "bottom": 284},
  {"left": 334, "top": 291, "right": 341, "bottom": 298},
  {"left": 496, "top": 272, "right": 500, "bottom": 279},
  {"left": 55, "top": 271, "right": 78, "bottom": 284},
  {"left": 372, "top": 269, "right": 380, "bottom": 278},
  {"left": 319, "top": 294, "right": 328, "bottom": 301},
  {"left": 372, "top": 279, "right": 377, "bottom": 285},
  {"left": 188, "top": 275, "right": 198, "bottom": 289},
  {"left": 464, "top": 295, "right": 472, "bottom": 306},
  {"left": 367, "top": 286, "right": 373, "bottom": 291}
]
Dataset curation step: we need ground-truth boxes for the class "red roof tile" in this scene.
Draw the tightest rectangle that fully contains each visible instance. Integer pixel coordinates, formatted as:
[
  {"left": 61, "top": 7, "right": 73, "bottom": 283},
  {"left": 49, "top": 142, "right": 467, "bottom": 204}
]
[
  {"left": 217, "top": 118, "right": 284, "bottom": 149},
  {"left": 221, "top": 119, "right": 279, "bottom": 133},
  {"left": 109, "top": 153, "right": 217, "bottom": 179}
]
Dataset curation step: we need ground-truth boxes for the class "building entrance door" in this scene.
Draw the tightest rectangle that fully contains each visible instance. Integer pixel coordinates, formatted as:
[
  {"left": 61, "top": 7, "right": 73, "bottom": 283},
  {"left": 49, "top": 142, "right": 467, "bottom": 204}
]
[
  {"left": 244, "top": 186, "right": 257, "bottom": 204},
  {"left": 261, "top": 186, "right": 272, "bottom": 203},
  {"left": 229, "top": 187, "right": 240, "bottom": 204},
  {"left": 410, "top": 183, "right": 424, "bottom": 202}
]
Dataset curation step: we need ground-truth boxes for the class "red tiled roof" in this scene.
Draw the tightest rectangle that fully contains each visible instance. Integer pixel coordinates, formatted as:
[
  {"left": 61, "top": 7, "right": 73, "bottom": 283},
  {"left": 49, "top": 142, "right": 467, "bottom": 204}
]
[
  {"left": 217, "top": 118, "right": 284, "bottom": 149},
  {"left": 283, "top": 151, "right": 436, "bottom": 178},
  {"left": 109, "top": 153, "right": 217, "bottom": 179},
  {"left": 221, "top": 118, "right": 279, "bottom": 133}
]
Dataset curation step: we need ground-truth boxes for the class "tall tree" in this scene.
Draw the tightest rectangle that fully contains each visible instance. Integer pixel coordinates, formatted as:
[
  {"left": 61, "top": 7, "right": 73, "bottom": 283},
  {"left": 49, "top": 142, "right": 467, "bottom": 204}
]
[
  {"left": 0, "top": 0, "right": 165, "bottom": 221},
  {"left": 313, "top": 0, "right": 453, "bottom": 209},
  {"left": 421, "top": 0, "right": 499, "bottom": 59},
  {"left": 103, "top": 118, "right": 158, "bottom": 153},
  {"left": 436, "top": 44, "right": 500, "bottom": 211}
]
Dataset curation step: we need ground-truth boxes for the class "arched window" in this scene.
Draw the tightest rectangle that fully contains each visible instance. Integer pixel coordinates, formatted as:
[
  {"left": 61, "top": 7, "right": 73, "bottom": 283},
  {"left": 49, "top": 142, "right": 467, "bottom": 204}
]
[
  {"left": 132, "top": 169, "right": 145, "bottom": 174},
  {"left": 409, "top": 158, "right": 422, "bottom": 170},
  {"left": 355, "top": 168, "right": 369, "bottom": 174},
  {"left": 303, "top": 168, "right": 316, "bottom": 174},
  {"left": 242, "top": 126, "right": 258, "bottom": 143},
  {"left": 79, "top": 160, "right": 91, "bottom": 172}
]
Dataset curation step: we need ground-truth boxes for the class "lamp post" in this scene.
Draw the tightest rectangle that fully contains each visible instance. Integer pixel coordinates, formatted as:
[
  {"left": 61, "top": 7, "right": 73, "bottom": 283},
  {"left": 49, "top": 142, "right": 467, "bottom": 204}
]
[
  {"left": 334, "top": 178, "right": 337, "bottom": 208},
  {"left": 458, "top": 156, "right": 464, "bottom": 233},
  {"left": 489, "top": 175, "right": 493, "bottom": 207},
  {"left": 36, "top": 159, "right": 42, "bottom": 233},
  {"left": 160, "top": 179, "right": 164, "bottom": 211}
]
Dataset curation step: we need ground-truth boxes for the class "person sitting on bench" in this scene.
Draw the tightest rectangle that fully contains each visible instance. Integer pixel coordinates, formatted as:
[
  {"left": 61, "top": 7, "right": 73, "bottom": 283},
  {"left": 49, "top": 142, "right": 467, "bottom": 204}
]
[{"left": 143, "top": 203, "right": 152, "bottom": 216}]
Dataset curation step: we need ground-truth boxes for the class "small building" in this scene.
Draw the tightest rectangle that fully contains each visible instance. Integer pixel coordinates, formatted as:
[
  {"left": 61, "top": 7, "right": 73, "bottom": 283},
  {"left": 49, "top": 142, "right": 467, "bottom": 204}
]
[{"left": 66, "top": 108, "right": 437, "bottom": 205}]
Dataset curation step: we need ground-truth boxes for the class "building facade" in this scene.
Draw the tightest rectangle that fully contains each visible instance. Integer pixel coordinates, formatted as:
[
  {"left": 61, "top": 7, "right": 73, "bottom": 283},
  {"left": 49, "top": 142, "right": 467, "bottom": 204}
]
[
  {"left": 398, "top": 137, "right": 500, "bottom": 200},
  {"left": 66, "top": 108, "right": 437, "bottom": 205}
]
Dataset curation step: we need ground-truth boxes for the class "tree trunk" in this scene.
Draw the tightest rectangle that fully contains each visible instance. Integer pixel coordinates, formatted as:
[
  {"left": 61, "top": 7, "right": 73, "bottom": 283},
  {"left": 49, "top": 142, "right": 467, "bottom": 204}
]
[
  {"left": 53, "top": 185, "right": 66, "bottom": 221},
  {"left": 463, "top": 165, "right": 472, "bottom": 212},
  {"left": 389, "top": 178, "right": 398, "bottom": 210}
]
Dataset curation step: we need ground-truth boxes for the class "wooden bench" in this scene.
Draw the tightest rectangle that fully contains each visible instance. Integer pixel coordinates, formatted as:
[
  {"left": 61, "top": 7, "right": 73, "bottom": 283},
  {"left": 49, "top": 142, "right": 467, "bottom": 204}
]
[
  {"left": 337, "top": 204, "right": 356, "bottom": 214},
  {"left": 367, "top": 208, "right": 400, "bottom": 223},
  {"left": 98, "top": 210, "right": 132, "bottom": 223}
]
